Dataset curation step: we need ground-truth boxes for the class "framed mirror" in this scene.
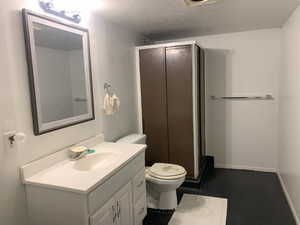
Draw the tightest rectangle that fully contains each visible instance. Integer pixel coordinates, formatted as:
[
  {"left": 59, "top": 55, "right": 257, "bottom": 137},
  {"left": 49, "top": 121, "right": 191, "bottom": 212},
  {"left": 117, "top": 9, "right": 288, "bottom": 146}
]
[{"left": 22, "top": 9, "right": 95, "bottom": 135}]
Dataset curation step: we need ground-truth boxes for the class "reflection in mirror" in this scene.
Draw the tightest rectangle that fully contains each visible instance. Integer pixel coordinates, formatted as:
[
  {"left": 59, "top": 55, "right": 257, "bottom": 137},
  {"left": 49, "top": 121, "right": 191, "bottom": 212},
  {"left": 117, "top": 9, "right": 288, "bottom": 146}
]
[
  {"left": 23, "top": 10, "right": 94, "bottom": 135},
  {"left": 33, "top": 22, "right": 88, "bottom": 123}
]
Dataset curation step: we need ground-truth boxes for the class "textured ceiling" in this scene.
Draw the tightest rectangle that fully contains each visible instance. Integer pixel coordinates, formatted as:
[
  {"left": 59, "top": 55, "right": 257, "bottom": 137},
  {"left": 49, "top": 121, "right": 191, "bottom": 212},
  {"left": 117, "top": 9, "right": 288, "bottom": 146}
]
[{"left": 97, "top": 0, "right": 300, "bottom": 41}]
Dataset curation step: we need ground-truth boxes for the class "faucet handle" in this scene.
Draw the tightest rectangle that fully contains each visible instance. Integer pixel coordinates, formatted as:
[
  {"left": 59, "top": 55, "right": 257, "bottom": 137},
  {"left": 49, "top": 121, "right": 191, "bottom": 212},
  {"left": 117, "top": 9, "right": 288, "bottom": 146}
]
[{"left": 69, "top": 146, "right": 88, "bottom": 160}]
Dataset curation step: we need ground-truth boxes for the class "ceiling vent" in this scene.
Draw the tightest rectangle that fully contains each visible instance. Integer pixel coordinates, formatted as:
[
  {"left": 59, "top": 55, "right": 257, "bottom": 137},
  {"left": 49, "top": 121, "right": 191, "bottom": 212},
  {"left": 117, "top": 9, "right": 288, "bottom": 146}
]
[{"left": 184, "top": 0, "right": 220, "bottom": 7}]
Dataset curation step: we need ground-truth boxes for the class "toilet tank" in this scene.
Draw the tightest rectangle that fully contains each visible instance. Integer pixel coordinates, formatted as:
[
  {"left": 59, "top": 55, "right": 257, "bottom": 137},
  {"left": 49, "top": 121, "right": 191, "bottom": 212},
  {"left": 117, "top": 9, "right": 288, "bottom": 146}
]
[{"left": 116, "top": 134, "right": 146, "bottom": 144}]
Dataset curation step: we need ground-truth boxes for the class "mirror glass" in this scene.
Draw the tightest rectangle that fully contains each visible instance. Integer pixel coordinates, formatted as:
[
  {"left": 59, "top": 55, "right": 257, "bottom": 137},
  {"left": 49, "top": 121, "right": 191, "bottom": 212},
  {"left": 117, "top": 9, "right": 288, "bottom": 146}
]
[
  {"left": 33, "top": 22, "right": 88, "bottom": 123},
  {"left": 23, "top": 10, "right": 94, "bottom": 135}
]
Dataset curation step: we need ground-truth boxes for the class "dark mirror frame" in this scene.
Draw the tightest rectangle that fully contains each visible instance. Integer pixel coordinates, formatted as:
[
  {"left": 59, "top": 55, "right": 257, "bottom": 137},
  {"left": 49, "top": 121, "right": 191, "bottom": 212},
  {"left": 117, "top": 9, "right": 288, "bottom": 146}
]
[{"left": 22, "top": 9, "right": 95, "bottom": 135}]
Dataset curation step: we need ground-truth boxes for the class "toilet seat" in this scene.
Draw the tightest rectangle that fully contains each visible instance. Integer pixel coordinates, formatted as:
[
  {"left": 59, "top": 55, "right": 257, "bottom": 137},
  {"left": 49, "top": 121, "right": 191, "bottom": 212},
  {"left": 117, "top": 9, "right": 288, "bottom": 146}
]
[{"left": 148, "top": 163, "right": 187, "bottom": 180}]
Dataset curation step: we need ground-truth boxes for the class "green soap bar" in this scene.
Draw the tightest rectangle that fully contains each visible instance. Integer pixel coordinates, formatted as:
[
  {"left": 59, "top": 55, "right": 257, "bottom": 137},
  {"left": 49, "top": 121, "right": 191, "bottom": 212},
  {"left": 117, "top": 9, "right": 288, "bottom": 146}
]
[{"left": 87, "top": 149, "right": 96, "bottom": 154}]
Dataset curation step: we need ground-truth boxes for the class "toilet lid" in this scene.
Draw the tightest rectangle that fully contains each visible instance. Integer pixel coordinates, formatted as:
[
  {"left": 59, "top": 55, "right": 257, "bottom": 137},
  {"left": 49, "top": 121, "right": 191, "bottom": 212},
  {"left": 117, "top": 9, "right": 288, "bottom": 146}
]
[{"left": 149, "top": 163, "right": 187, "bottom": 180}]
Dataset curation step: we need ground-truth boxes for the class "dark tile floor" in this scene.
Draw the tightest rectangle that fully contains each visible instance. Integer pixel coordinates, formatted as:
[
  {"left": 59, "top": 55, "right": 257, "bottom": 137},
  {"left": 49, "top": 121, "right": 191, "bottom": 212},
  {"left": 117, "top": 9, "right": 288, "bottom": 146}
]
[{"left": 143, "top": 168, "right": 296, "bottom": 225}]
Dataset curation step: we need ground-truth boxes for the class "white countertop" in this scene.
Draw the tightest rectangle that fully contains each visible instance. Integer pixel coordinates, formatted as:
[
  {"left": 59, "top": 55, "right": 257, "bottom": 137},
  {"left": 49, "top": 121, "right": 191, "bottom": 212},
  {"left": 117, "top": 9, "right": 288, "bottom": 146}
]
[{"left": 22, "top": 142, "right": 146, "bottom": 194}]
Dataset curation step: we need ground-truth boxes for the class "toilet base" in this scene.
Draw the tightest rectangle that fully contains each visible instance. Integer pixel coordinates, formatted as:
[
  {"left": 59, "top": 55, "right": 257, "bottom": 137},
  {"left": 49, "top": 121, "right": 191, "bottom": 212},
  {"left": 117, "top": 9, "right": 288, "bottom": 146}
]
[{"left": 146, "top": 184, "right": 178, "bottom": 210}]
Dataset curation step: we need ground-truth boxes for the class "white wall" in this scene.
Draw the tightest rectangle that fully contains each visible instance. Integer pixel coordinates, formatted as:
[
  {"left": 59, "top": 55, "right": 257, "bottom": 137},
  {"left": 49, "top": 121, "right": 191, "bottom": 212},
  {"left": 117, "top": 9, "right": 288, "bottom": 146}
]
[
  {"left": 94, "top": 18, "right": 140, "bottom": 141},
  {"left": 0, "top": 1, "right": 140, "bottom": 225},
  {"left": 279, "top": 5, "right": 300, "bottom": 224},
  {"left": 163, "top": 29, "right": 281, "bottom": 171},
  {"left": 201, "top": 29, "right": 281, "bottom": 171}
]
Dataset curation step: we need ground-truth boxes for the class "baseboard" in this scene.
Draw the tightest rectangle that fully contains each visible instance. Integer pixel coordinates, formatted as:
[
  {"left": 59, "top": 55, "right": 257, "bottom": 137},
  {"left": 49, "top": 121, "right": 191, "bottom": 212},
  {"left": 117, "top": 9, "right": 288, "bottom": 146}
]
[
  {"left": 215, "top": 164, "right": 277, "bottom": 173},
  {"left": 277, "top": 172, "right": 300, "bottom": 225}
]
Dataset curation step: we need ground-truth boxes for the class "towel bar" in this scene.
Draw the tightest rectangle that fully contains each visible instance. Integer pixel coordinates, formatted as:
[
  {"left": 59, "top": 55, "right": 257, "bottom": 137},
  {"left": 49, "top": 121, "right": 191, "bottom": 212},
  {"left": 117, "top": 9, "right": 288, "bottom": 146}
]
[{"left": 210, "top": 94, "right": 274, "bottom": 100}]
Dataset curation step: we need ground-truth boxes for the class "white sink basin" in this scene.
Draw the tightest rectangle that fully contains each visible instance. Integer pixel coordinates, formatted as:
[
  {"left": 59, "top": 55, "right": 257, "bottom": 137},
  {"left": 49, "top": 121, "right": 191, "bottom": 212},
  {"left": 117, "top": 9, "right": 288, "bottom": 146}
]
[
  {"left": 73, "top": 151, "right": 121, "bottom": 171},
  {"left": 21, "top": 141, "right": 146, "bottom": 193}
]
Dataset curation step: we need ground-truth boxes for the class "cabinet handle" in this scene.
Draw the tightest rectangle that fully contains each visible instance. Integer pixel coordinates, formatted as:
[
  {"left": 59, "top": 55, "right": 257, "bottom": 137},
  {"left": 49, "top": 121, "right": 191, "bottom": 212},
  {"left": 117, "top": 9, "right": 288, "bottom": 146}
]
[
  {"left": 138, "top": 207, "right": 145, "bottom": 215},
  {"left": 112, "top": 205, "right": 117, "bottom": 222},
  {"left": 137, "top": 180, "right": 144, "bottom": 188},
  {"left": 117, "top": 201, "right": 121, "bottom": 218}
]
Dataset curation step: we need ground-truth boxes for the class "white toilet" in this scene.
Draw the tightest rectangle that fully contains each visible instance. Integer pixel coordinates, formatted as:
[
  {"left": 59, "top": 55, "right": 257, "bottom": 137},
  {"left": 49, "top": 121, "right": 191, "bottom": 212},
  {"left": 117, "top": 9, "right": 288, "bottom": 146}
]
[{"left": 116, "top": 134, "right": 186, "bottom": 210}]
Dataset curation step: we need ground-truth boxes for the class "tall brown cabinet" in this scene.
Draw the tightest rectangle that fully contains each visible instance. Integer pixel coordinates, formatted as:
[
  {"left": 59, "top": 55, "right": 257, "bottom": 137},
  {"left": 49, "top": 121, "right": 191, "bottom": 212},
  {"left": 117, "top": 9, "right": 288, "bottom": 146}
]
[{"left": 139, "top": 43, "right": 205, "bottom": 179}]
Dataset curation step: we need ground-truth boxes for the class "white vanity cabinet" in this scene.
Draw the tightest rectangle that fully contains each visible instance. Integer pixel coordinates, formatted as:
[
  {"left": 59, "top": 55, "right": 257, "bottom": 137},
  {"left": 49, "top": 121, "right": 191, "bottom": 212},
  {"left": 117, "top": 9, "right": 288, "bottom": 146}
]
[
  {"left": 24, "top": 149, "right": 147, "bottom": 225},
  {"left": 91, "top": 182, "right": 133, "bottom": 225}
]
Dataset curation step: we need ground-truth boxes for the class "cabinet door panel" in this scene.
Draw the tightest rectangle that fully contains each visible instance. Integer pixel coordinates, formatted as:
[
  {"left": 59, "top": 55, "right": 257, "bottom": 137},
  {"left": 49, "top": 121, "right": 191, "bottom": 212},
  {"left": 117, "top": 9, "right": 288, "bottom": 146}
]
[
  {"left": 134, "top": 194, "right": 147, "bottom": 225},
  {"left": 166, "top": 45, "right": 195, "bottom": 177},
  {"left": 90, "top": 199, "right": 114, "bottom": 225},
  {"left": 139, "top": 48, "right": 169, "bottom": 165},
  {"left": 114, "top": 182, "right": 133, "bottom": 225}
]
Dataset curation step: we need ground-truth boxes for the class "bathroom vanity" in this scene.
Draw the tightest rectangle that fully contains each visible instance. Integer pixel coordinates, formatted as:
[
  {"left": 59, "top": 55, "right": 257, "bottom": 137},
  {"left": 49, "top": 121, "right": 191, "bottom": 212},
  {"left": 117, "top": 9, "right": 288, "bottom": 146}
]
[{"left": 21, "top": 135, "right": 147, "bottom": 225}]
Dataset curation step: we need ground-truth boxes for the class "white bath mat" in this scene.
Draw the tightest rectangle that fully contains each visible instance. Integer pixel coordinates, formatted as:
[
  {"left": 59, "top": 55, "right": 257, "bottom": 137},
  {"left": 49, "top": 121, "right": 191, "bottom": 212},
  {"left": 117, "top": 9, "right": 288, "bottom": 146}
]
[{"left": 168, "top": 194, "right": 228, "bottom": 225}]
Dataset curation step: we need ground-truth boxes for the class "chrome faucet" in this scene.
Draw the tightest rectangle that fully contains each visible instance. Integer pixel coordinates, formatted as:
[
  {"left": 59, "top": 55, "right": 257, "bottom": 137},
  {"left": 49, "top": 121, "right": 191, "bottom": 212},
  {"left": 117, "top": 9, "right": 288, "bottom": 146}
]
[
  {"left": 70, "top": 150, "right": 89, "bottom": 161},
  {"left": 69, "top": 146, "right": 90, "bottom": 161}
]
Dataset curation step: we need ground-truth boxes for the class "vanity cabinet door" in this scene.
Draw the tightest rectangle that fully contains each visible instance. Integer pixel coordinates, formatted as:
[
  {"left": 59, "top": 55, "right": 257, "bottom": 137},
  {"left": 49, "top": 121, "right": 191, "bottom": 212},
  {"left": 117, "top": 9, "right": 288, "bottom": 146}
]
[
  {"left": 114, "top": 182, "right": 133, "bottom": 225},
  {"left": 90, "top": 199, "right": 114, "bottom": 225}
]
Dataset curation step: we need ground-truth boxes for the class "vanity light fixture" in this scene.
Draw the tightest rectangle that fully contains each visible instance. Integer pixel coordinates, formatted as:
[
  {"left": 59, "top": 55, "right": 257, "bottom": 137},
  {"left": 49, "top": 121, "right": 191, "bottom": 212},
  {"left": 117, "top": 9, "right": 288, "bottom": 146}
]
[
  {"left": 184, "top": 0, "right": 220, "bottom": 7},
  {"left": 39, "top": 0, "right": 81, "bottom": 23}
]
